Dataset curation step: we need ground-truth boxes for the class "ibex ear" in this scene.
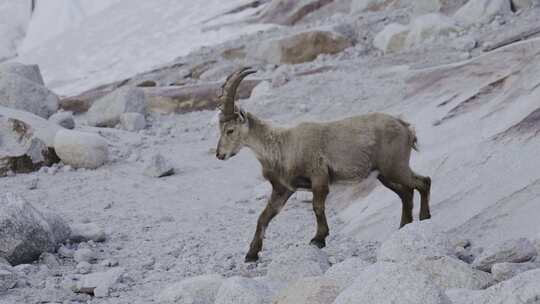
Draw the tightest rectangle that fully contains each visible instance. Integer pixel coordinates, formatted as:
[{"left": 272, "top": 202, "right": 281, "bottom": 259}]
[{"left": 237, "top": 109, "right": 247, "bottom": 124}]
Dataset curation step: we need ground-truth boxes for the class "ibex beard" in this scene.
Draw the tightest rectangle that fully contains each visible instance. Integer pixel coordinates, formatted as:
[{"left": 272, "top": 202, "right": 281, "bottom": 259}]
[{"left": 216, "top": 67, "right": 432, "bottom": 263}]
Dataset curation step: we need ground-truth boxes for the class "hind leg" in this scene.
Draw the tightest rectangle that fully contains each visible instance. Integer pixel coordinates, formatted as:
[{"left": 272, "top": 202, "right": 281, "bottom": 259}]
[
  {"left": 378, "top": 175, "right": 414, "bottom": 228},
  {"left": 414, "top": 173, "right": 431, "bottom": 221}
]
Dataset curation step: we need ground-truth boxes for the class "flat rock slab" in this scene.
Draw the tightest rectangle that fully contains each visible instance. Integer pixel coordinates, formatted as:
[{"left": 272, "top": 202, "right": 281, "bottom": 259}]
[{"left": 472, "top": 238, "right": 537, "bottom": 272}]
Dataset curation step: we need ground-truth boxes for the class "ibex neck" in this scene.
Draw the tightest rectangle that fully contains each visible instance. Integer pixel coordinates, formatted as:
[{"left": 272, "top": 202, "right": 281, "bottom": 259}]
[{"left": 244, "top": 113, "right": 284, "bottom": 167}]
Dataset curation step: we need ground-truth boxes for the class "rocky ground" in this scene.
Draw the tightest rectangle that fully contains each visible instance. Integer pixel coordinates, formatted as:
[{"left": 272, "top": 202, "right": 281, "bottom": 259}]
[{"left": 2, "top": 0, "right": 540, "bottom": 303}]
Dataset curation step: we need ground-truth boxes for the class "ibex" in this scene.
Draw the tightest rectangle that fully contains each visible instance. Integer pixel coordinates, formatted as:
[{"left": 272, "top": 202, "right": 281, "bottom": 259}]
[{"left": 216, "top": 68, "right": 431, "bottom": 262}]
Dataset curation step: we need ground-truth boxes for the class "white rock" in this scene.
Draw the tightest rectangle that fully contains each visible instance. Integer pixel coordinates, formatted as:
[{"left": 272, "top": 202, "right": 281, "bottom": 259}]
[
  {"left": 451, "top": 269, "right": 540, "bottom": 304},
  {"left": 405, "top": 14, "right": 459, "bottom": 48},
  {"left": 351, "top": 0, "right": 395, "bottom": 12},
  {"left": 373, "top": 23, "right": 410, "bottom": 53},
  {"left": 274, "top": 276, "right": 340, "bottom": 304},
  {"left": 324, "top": 257, "right": 371, "bottom": 291},
  {"left": 157, "top": 274, "right": 224, "bottom": 304},
  {"left": 143, "top": 153, "right": 174, "bottom": 178},
  {"left": 454, "top": 0, "right": 511, "bottom": 27},
  {"left": 0, "top": 106, "right": 61, "bottom": 175},
  {"left": 492, "top": 261, "right": 540, "bottom": 282},
  {"left": 214, "top": 276, "right": 272, "bottom": 304},
  {"left": 0, "top": 193, "right": 70, "bottom": 265},
  {"left": 377, "top": 220, "right": 453, "bottom": 263},
  {"left": 472, "top": 238, "right": 537, "bottom": 272},
  {"left": 69, "top": 223, "right": 106, "bottom": 243},
  {"left": 411, "top": 256, "right": 493, "bottom": 289},
  {"left": 73, "top": 248, "right": 96, "bottom": 264},
  {"left": 0, "top": 62, "right": 44, "bottom": 85},
  {"left": 333, "top": 262, "right": 450, "bottom": 304},
  {"left": 87, "top": 86, "right": 147, "bottom": 127},
  {"left": 511, "top": 0, "right": 534, "bottom": 10},
  {"left": 0, "top": 73, "right": 58, "bottom": 118},
  {"left": 76, "top": 261, "right": 92, "bottom": 274},
  {"left": 412, "top": 0, "right": 441, "bottom": 16},
  {"left": 75, "top": 267, "right": 124, "bottom": 297},
  {"left": 0, "top": 265, "right": 17, "bottom": 292},
  {"left": 120, "top": 112, "right": 146, "bottom": 131},
  {"left": 48, "top": 111, "right": 75, "bottom": 129},
  {"left": 267, "top": 245, "right": 330, "bottom": 283},
  {"left": 54, "top": 130, "right": 109, "bottom": 169}
]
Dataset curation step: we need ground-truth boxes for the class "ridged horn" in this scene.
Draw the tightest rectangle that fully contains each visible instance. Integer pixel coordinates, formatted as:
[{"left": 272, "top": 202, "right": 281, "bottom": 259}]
[{"left": 220, "top": 67, "right": 256, "bottom": 119}]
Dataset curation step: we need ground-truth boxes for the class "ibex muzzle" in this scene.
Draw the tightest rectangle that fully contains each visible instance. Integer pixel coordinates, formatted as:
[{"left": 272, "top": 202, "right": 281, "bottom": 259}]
[{"left": 216, "top": 67, "right": 432, "bottom": 263}]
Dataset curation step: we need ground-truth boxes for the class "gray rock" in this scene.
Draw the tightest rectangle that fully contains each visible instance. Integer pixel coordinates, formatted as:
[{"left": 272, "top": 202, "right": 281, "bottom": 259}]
[
  {"left": 48, "top": 111, "right": 75, "bottom": 129},
  {"left": 249, "top": 30, "right": 352, "bottom": 65},
  {"left": 73, "top": 248, "right": 96, "bottom": 264},
  {"left": 373, "top": 23, "right": 410, "bottom": 54},
  {"left": 472, "top": 238, "right": 537, "bottom": 272},
  {"left": 411, "top": 256, "right": 494, "bottom": 290},
  {"left": 511, "top": 0, "right": 535, "bottom": 10},
  {"left": 39, "top": 252, "right": 60, "bottom": 269},
  {"left": 0, "top": 193, "right": 69, "bottom": 265},
  {"left": 405, "top": 14, "right": 459, "bottom": 48},
  {"left": 274, "top": 276, "right": 340, "bottom": 304},
  {"left": 215, "top": 276, "right": 272, "bottom": 304},
  {"left": 412, "top": 0, "right": 441, "bottom": 16},
  {"left": 445, "top": 288, "right": 483, "bottom": 304},
  {"left": 454, "top": 0, "right": 511, "bottom": 27},
  {"left": 157, "top": 274, "right": 224, "bottom": 304},
  {"left": 333, "top": 262, "right": 451, "bottom": 304},
  {"left": 324, "top": 257, "right": 371, "bottom": 291},
  {"left": 69, "top": 223, "right": 106, "bottom": 243},
  {"left": 0, "top": 264, "right": 17, "bottom": 292},
  {"left": 267, "top": 245, "right": 330, "bottom": 283},
  {"left": 0, "top": 62, "right": 45, "bottom": 85},
  {"left": 377, "top": 221, "right": 454, "bottom": 263},
  {"left": 492, "top": 261, "right": 540, "bottom": 282},
  {"left": 54, "top": 130, "right": 109, "bottom": 169},
  {"left": 143, "top": 153, "right": 174, "bottom": 178},
  {"left": 0, "top": 106, "right": 61, "bottom": 175},
  {"left": 75, "top": 267, "right": 124, "bottom": 297},
  {"left": 76, "top": 261, "right": 92, "bottom": 274},
  {"left": 87, "top": 87, "right": 147, "bottom": 127},
  {"left": 0, "top": 73, "right": 59, "bottom": 118},
  {"left": 120, "top": 112, "right": 146, "bottom": 131}
]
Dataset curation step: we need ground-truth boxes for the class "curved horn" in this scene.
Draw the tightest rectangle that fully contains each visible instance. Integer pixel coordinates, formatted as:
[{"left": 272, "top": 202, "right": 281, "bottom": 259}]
[{"left": 220, "top": 67, "right": 256, "bottom": 118}]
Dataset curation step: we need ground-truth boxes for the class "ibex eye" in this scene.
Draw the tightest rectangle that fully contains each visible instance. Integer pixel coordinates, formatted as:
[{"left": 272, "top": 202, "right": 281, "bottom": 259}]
[{"left": 226, "top": 129, "right": 234, "bottom": 135}]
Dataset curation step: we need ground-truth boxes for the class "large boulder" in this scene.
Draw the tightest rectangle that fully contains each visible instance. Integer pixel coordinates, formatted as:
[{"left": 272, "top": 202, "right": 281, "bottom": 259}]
[
  {"left": 0, "top": 106, "right": 60, "bottom": 175},
  {"left": 405, "top": 14, "right": 459, "bottom": 48},
  {"left": 0, "top": 193, "right": 70, "bottom": 265},
  {"left": 257, "top": 0, "right": 334, "bottom": 25},
  {"left": 377, "top": 221, "right": 454, "bottom": 263},
  {"left": 214, "top": 276, "right": 272, "bottom": 304},
  {"left": 454, "top": 0, "right": 511, "bottom": 27},
  {"left": 0, "top": 72, "right": 59, "bottom": 118},
  {"left": 373, "top": 23, "right": 410, "bottom": 53},
  {"left": 472, "top": 238, "right": 537, "bottom": 272},
  {"left": 75, "top": 267, "right": 124, "bottom": 297},
  {"left": 86, "top": 87, "right": 147, "bottom": 127},
  {"left": 157, "top": 274, "right": 224, "bottom": 304},
  {"left": 249, "top": 30, "right": 352, "bottom": 64},
  {"left": 448, "top": 269, "right": 540, "bottom": 304},
  {"left": 267, "top": 245, "right": 330, "bottom": 283},
  {"left": 411, "top": 256, "right": 494, "bottom": 290},
  {"left": 492, "top": 261, "right": 540, "bottom": 282},
  {"left": 333, "top": 262, "right": 451, "bottom": 304},
  {"left": 274, "top": 276, "right": 340, "bottom": 304},
  {"left": 0, "top": 62, "right": 44, "bottom": 85},
  {"left": 324, "top": 257, "right": 371, "bottom": 290},
  {"left": 54, "top": 130, "right": 109, "bottom": 169}
]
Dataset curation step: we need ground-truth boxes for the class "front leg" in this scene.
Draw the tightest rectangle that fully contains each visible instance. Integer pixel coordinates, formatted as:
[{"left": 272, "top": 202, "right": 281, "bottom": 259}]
[
  {"left": 310, "top": 176, "right": 329, "bottom": 248},
  {"left": 245, "top": 183, "right": 293, "bottom": 262}
]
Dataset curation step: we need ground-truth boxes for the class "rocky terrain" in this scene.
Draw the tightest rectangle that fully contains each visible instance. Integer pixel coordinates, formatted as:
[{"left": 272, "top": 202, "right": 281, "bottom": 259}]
[{"left": 1, "top": 0, "right": 540, "bottom": 303}]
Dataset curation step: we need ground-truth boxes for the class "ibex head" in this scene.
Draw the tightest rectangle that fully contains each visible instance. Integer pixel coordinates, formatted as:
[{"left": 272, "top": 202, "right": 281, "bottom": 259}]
[{"left": 216, "top": 67, "right": 256, "bottom": 160}]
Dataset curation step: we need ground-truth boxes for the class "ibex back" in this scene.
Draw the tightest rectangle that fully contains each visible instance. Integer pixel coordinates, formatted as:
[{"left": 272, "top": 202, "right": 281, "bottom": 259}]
[{"left": 216, "top": 68, "right": 432, "bottom": 262}]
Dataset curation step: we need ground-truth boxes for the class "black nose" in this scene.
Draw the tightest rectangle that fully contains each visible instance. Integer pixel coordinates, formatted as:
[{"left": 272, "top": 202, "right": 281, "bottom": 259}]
[{"left": 216, "top": 152, "right": 225, "bottom": 160}]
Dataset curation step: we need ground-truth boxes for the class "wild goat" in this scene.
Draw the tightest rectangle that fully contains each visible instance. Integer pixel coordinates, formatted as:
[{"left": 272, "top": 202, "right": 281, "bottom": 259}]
[{"left": 216, "top": 68, "right": 431, "bottom": 262}]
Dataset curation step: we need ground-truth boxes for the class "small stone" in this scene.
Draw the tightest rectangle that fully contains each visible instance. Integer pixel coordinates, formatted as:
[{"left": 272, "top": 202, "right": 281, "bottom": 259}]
[
  {"left": 76, "top": 262, "right": 92, "bottom": 274},
  {"left": 48, "top": 111, "right": 75, "bottom": 129},
  {"left": 58, "top": 245, "right": 75, "bottom": 258},
  {"left": 143, "top": 153, "right": 174, "bottom": 178},
  {"left": 100, "top": 259, "right": 119, "bottom": 267},
  {"left": 0, "top": 265, "right": 17, "bottom": 292},
  {"left": 70, "top": 223, "right": 106, "bottom": 243},
  {"left": 74, "top": 248, "right": 97, "bottom": 264},
  {"left": 39, "top": 252, "right": 60, "bottom": 268},
  {"left": 75, "top": 267, "right": 124, "bottom": 297}
]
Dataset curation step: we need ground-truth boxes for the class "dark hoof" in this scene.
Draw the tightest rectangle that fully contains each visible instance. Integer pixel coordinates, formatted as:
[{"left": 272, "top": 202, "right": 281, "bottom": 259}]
[
  {"left": 420, "top": 213, "right": 431, "bottom": 221},
  {"left": 244, "top": 253, "right": 259, "bottom": 263},
  {"left": 310, "top": 238, "right": 326, "bottom": 249}
]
